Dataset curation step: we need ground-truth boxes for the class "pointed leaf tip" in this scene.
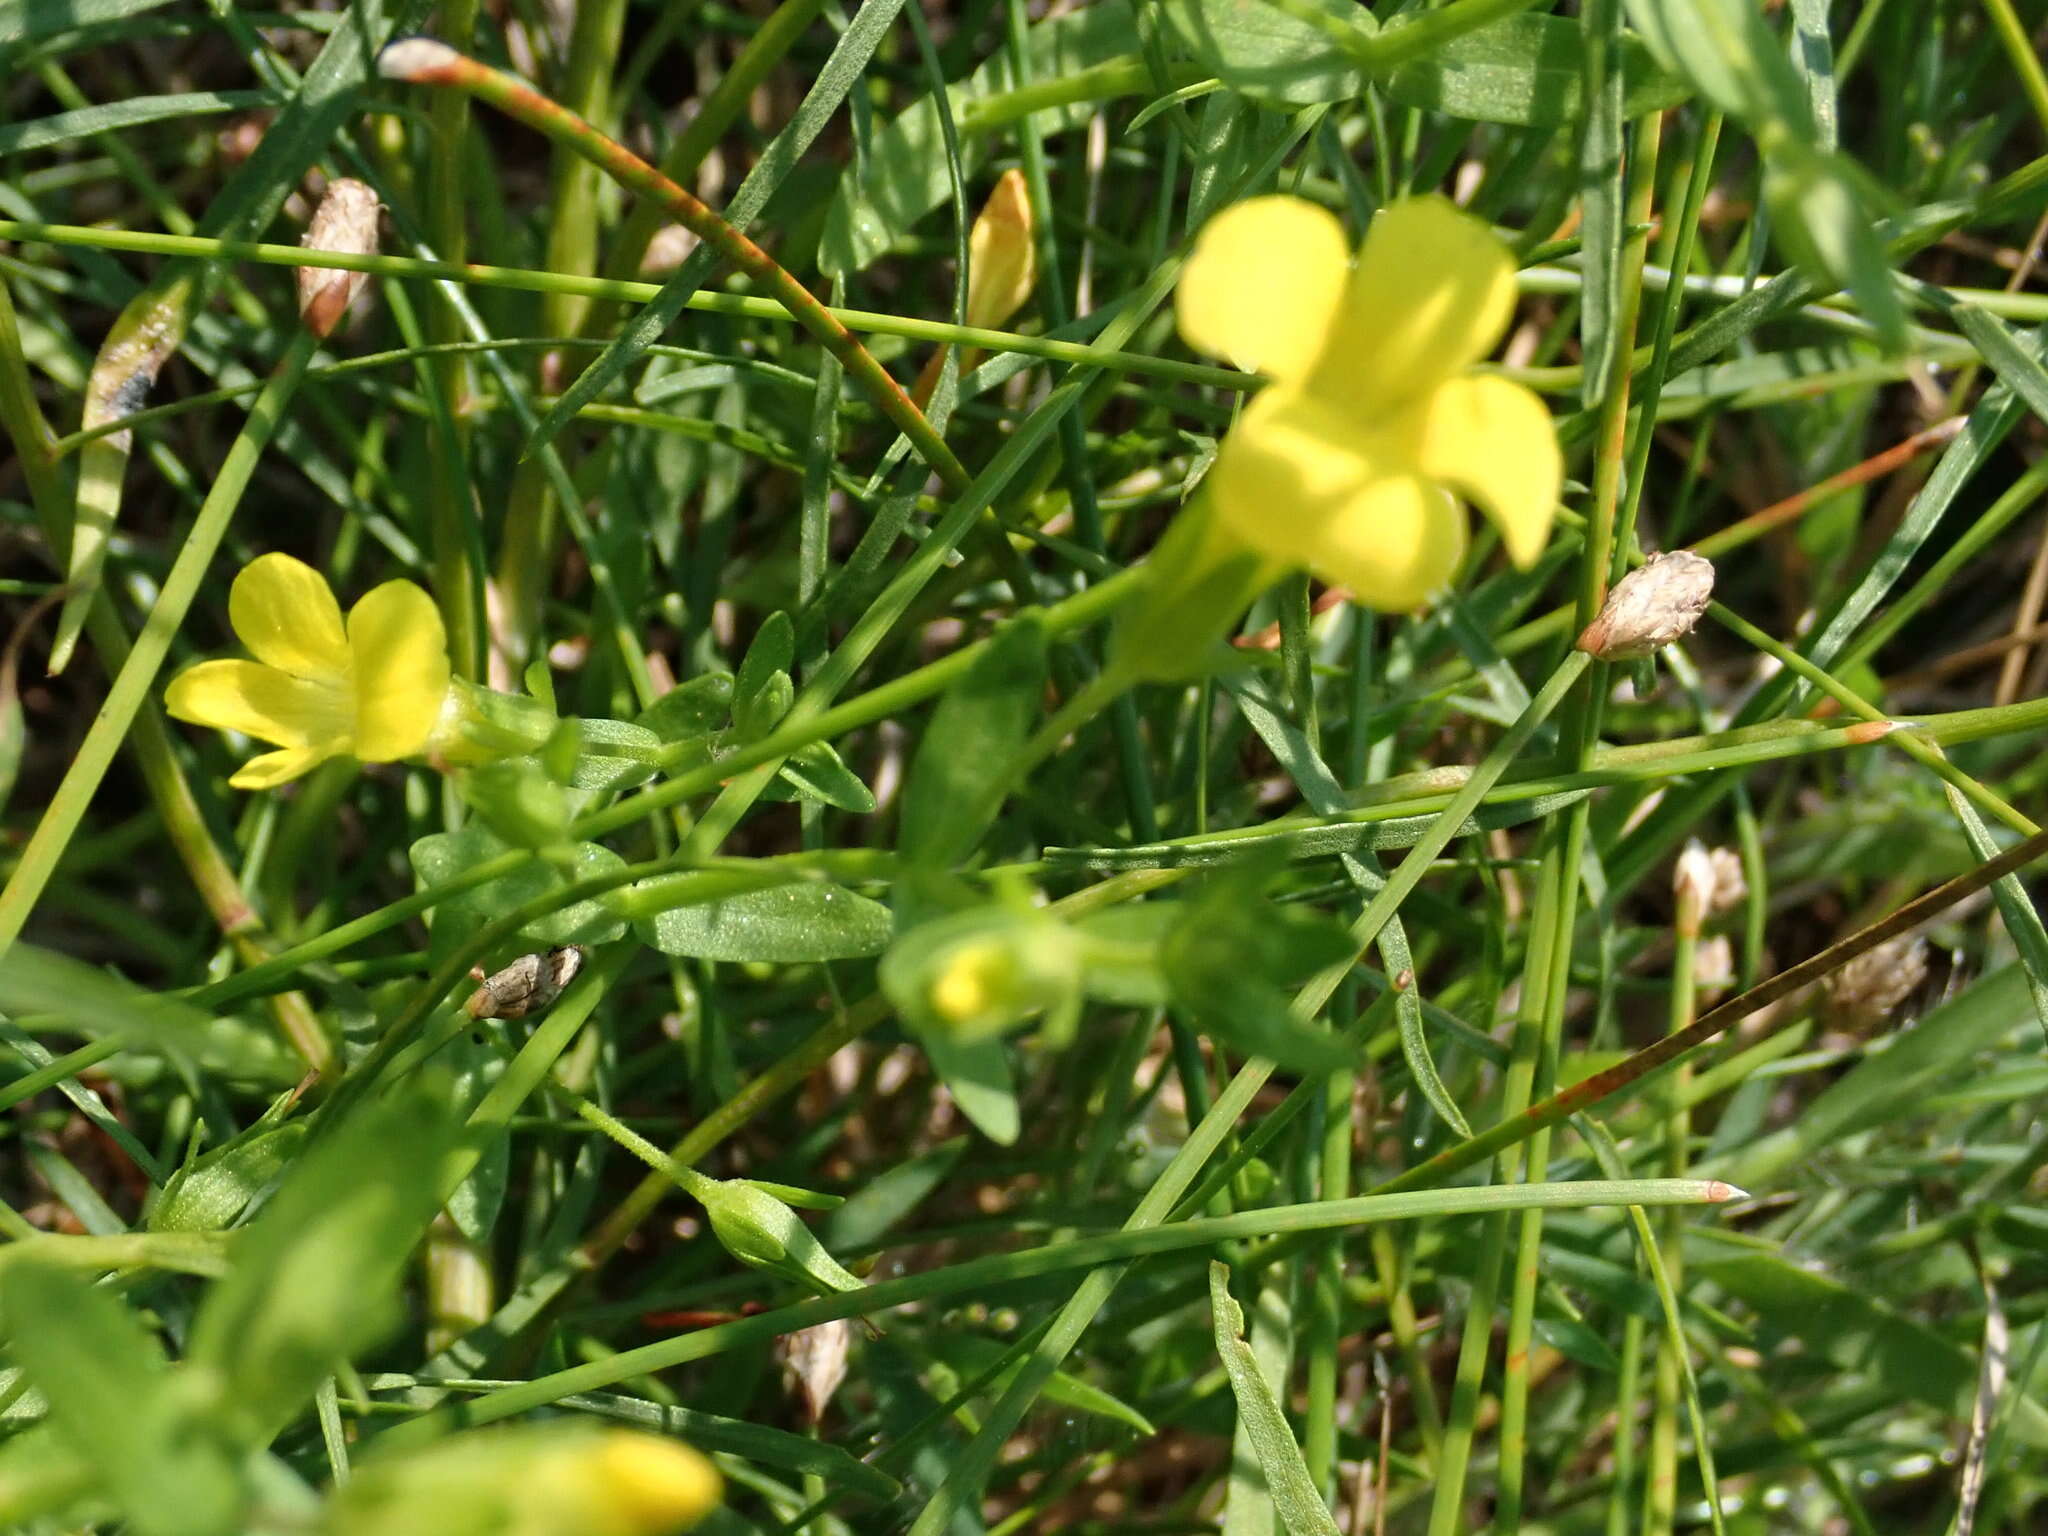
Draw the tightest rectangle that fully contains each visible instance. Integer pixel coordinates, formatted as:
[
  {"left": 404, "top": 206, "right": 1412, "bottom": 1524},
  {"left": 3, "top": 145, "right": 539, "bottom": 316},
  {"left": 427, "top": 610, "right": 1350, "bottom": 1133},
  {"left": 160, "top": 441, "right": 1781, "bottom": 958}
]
[{"left": 378, "top": 37, "right": 462, "bottom": 80}]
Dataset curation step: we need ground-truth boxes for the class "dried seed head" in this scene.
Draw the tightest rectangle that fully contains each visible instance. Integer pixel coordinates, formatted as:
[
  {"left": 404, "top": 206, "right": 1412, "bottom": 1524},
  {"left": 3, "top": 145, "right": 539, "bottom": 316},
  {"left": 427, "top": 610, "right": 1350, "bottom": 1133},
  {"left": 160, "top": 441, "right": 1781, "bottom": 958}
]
[
  {"left": 640, "top": 224, "right": 702, "bottom": 276},
  {"left": 1674, "top": 840, "right": 1747, "bottom": 926},
  {"left": 1577, "top": 551, "right": 1715, "bottom": 661},
  {"left": 778, "top": 1319, "right": 852, "bottom": 1426},
  {"left": 466, "top": 945, "right": 586, "bottom": 1020},
  {"left": 1823, "top": 935, "right": 1929, "bottom": 1032},
  {"left": 297, "top": 178, "right": 380, "bottom": 339},
  {"left": 1692, "top": 934, "right": 1736, "bottom": 1003}
]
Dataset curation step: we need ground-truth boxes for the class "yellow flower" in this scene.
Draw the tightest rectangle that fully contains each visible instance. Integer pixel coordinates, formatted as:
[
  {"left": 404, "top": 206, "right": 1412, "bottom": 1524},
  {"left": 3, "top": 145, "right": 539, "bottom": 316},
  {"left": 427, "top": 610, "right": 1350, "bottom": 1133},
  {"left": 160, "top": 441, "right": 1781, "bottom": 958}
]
[
  {"left": 1176, "top": 195, "right": 1562, "bottom": 611},
  {"left": 165, "top": 553, "right": 451, "bottom": 789}
]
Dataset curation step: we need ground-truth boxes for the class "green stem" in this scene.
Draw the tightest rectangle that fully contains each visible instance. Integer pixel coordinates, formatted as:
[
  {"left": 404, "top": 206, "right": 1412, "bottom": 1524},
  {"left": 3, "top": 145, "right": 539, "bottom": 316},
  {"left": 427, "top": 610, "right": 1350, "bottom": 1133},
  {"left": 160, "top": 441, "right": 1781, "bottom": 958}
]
[{"left": 0, "top": 218, "right": 1247, "bottom": 392}]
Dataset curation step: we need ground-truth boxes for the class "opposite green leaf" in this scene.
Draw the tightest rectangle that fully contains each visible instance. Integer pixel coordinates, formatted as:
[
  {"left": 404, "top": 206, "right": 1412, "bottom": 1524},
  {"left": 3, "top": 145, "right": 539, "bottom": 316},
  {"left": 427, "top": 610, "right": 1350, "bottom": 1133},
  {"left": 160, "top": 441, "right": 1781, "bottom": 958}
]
[
  {"left": 636, "top": 879, "right": 892, "bottom": 961},
  {"left": 1209, "top": 1262, "right": 1340, "bottom": 1536}
]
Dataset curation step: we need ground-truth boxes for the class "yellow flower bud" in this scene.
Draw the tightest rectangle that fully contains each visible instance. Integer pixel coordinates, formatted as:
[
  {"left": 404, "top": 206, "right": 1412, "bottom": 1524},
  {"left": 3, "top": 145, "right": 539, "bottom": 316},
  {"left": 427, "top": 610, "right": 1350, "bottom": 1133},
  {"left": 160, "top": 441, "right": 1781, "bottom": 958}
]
[
  {"left": 324, "top": 1425, "right": 720, "bottom": 1536},
  {"left": 928, "top": 939, "right": 1012, "bottom": 1024},
  {"left": 965, "top": 168, "right": 1038, "bottom": 331}
]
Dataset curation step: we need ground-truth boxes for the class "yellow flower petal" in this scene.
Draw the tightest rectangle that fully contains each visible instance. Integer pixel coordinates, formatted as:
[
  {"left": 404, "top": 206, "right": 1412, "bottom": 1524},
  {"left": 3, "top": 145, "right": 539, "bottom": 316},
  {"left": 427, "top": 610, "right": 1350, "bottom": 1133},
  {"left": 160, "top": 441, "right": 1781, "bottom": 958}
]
[
  {"left": 1315, "top": 473, "right": 1467, "bottom": 612},
  {"left": 346, "top": 579, "right": 450, "bottom": 761},
  {"left": 228, "top": 553, "right": 350, "bottom": 680},
  {"left": 229, "top": 745, "right": 334, "bottom": 790},
  {"left": 589, "top": 1431, "right": 722, "bottom": 1533},
  {"left": 1205, "top": 388, "right": 1465, "bottom": 610},
  {"left": 965, "top": 169, "right": 1038, "bottom": 331},
  {"left": 164, "top": 659, "right": 349, "bottom": 749},
  {"left": 1308, "top": 196, "right": 1517, "bottom": 419},
  {"left": 1177, "top": 196, "right": 1350, "bottom": 381},
  {"left": 1410, "top": 374, "right": 1561, "bottom": 568}
]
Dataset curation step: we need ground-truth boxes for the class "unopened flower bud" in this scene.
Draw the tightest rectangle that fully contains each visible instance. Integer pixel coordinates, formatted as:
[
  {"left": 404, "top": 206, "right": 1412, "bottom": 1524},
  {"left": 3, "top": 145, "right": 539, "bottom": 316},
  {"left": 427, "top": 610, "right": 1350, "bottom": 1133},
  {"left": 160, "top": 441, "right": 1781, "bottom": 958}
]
[
  {"left": 297, "top": 178, "right": 380, "bottom": 339},
  {"left": 779, "top": 1318, "right": 853, "bottom": 1425},
  {"left": 1674, "top": 841, "right": 1746, "bottom": 932},
  {"left": 696, "top": 1177, "right": 865, "bottom": 1296},
  {"left": 966, "top": 169, "right": 1038, "bottom": 331},
  {"left": 1692, "top": 934, "right": 1736, "bottom": 1003},
  {"left": 880, "top": 906, "right": 1083, "bottom": 1042},
  {"left": 1577, "top": 551, "right": 1715, "bottom": 661}
]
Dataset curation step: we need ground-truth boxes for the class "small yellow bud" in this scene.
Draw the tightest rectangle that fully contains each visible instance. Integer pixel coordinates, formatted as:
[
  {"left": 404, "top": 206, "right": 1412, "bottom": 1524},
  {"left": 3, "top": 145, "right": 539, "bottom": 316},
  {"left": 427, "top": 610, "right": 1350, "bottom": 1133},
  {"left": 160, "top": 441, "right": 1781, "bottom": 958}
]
[
  {"left": 965, "top": 169, "right": 1038, "bottom": 331},
  {"left": 929, "top": 940, "right": 1011, "bottom": 1024},
  {"left": 587, "top": 1431, "right": 724, "bottom": 1535},
  {"left": 297, "top": 178, "right": 381, "bottom": 339}
]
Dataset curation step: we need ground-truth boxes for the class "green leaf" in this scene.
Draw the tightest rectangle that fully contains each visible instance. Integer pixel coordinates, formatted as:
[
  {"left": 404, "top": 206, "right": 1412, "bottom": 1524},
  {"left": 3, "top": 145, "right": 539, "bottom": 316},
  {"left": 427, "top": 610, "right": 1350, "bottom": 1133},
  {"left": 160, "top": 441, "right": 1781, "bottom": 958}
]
[
  {"left": 899, "top": 613, "right": 1048, "bottom": 868},
  {"left": 735, "top": 611, "right": 796, "bottom": 712},
  {"left": 530, "top": 0, "right": 914, "bottom": 451},
  {"left": 186, "top": 1079, "right": 463, "bottom": 1446},
  {"left": 566, "top": 717, "right": 663, "bottom": 791},
  {"left": 920, "top": 1029, "right": 1020, "bottom": 1145},
  {"left": 148, "top": 1120, "right": 308, "bottom": 1235},
  {"left": 1160, "top": 0, "right": 1364, "bottom": 109},
  {"left": 776, "top": 739, "right": 877, "bottom": 814},
  {"left": 0, "top": 942, "right": 300, "bottom": 1085},
  {"left": 634, "top": 671, "right": 736, "bottom": 743},
  {"left": 1381, "top": 12, "right": 1687, "bottom": 125},
  {"left": 1160, "top": 878, "right": 1359, "bottom": 1074},
  {"left": 1577, "top": 0, "right": 1626, "bottom": 407},
  {"left": 1942, "top": 789, "right": 2048, "bottom": 1047},
  {"left": 408, "top": 825, "right": 628, "bottom": 950},
  {"left": 636, "top": 880, "right": 893, "bottom": 961},
  {"left": 0, "top": 0, "right": 181, "bottom": 43},
  {"left": 1701, "top": 1253, "right": 2048, "bottom": 1447},
  {"left": 822, "top": 0, "right": 1141, "bottom": 274},
  {"left": 1719, "top": 964, "right": 2040, "bottom": 1190},
  {"left": 0, "top": 1262, "right": 243, "bottom": 1536},
  {"left": 1209, "top": 1263, "right": 1341, "bottom": 1536},
  {"left": 0, "top": 91, "right": 277, "bottom": 154},
  {"left": 937, "top": 1335, "right": 1155, "bottom": 1435},
  {"left": 1161, "top": 1, "right": 1683, "bottom": 123}
]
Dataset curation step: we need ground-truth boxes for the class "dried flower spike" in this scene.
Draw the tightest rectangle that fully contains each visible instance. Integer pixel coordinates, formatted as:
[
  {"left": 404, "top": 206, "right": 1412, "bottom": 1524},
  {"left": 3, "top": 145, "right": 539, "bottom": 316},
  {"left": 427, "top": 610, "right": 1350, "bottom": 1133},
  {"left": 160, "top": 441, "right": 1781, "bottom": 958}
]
[
  {"left": 467, "top": 945, "right": 587, "bottom": 1020},
  {"left": 297, "top": 178, "right": 381, "bottom": 339},
  {"left": 1823, "top": 934, "right": 1929, "bottom": 1033},
  {"left": 1577, "top": 550, "right": 1715, "bottom": 661}
]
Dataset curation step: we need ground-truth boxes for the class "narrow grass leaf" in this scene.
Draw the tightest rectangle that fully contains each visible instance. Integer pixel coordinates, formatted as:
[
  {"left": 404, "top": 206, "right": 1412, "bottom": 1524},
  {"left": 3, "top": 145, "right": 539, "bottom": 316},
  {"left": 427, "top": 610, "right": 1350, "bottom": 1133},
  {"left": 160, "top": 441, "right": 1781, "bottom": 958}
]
[{"left": 532, "top": 0, "right": 912, "bottom": 452}]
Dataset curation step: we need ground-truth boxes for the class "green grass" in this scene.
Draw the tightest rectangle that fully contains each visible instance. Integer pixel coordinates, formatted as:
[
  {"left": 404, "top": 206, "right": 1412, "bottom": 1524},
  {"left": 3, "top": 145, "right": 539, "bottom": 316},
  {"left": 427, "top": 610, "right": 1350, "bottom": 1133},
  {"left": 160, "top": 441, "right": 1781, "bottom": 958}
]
[{"left": 4, "top": 0, "right": 2048, "bottom": 1532}]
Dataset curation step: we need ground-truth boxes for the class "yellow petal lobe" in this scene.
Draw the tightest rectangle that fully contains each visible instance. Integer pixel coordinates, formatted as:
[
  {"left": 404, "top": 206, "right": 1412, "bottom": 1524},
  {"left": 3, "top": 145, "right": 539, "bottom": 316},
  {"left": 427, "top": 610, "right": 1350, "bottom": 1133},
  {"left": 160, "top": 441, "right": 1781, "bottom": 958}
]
[
  {"left": 588, "top": 1431, "right": 723, "bottom": 1533},
  {"left": 346, "top": 580, "right": 451, "bottom": 761},
  {"left": 1205, "top": 388, "right": 1465, "bottom": 610},
  {"left": 965, "top": 169, "right": 1039, "bottom": 331},
  {"left": 229, "top": 745, "right": 333, "bottom": 790},
  {"left": 1177, "top": 195, "right": 1349, "bottom": 381},
  {"left": 1412, "top": 375, "right": 1562, "bottom": 568},
  {"left": 164, "top": 659, "right": 349, "bottom": 749},
  {"left": 1308, "top": 196, "right": 1516, "bottom": 418},
  {"left": 229, "top": 554, "right": 350, "bottom": 679},
  {"left": 1313, "top": 473, "right": 1467, "bottom": 612}
]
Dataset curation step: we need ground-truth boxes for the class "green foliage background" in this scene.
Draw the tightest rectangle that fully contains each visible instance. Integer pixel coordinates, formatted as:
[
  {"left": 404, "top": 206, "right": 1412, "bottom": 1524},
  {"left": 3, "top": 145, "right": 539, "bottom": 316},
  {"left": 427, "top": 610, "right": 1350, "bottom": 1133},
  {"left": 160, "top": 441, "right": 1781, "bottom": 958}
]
[{"left": 5, "top": 0, "right": 2048, "bottom": 1531}]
